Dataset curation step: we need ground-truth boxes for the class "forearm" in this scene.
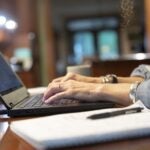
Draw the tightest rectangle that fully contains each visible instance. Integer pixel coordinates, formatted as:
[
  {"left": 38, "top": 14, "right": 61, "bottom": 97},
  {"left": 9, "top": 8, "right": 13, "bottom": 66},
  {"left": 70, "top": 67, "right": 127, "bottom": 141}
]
[
  {"left": 96, "top": 83, "right": 132, "bottom": 106},
  {"left": 81, "top": 64, "right": 149, "bottom": 84},
  {"left": 86, "top": 76, "right": 144, "bottom": 84},
  {"left": 117, "top": 76, "right": 144, "bottom": 83}
]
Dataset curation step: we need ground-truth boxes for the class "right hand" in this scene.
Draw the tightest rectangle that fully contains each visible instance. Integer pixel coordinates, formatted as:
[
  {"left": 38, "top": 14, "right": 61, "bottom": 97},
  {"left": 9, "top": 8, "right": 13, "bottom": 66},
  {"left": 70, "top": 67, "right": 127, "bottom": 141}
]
[{"left": 42, "top": 79, "right": 104, "bottom": 104}]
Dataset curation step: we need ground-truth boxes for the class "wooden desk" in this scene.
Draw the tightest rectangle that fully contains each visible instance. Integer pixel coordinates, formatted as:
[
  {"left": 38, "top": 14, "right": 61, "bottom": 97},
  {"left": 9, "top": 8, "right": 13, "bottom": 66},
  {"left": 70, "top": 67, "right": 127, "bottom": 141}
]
[{"left": 1, "top": 105, "right": 150, "bottom": 150}]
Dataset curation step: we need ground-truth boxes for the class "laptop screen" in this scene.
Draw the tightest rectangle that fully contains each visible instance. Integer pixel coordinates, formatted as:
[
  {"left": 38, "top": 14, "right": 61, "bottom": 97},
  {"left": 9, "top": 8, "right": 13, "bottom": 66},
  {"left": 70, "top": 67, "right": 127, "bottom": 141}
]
[{"left": 0, "top": 53, "right": 22, "bottom": 95}]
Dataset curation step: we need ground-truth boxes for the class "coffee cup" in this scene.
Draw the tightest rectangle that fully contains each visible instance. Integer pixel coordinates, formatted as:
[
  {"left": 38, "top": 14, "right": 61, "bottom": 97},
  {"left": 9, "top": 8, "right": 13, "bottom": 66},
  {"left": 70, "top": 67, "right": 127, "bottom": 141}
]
[{"left": 66, "top": 64, "right": 91, "bottom": 76}]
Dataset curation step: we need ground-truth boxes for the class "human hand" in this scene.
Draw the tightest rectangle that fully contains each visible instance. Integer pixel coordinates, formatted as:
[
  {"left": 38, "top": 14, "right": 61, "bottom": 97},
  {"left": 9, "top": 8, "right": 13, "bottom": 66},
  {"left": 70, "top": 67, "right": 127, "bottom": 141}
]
[
  {"left": 52, "top": 72, "right": 101, "bottom": 84},
  {"left": 42, "top": 80, "right": 103, "bottom": 104}
]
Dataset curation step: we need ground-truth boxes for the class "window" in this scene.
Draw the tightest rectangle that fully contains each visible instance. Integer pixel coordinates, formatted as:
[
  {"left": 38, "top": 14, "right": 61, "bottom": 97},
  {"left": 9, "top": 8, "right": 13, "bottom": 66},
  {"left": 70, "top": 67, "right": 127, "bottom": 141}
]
[
  {"left": 67, "top": 17, "right": 119, "bottom": 64},
  {"left": 73, "top": 32, "right": 95, "bottom": 64},
  {"left": 97, "top": 30, "right": 119, "bottom": 60}
]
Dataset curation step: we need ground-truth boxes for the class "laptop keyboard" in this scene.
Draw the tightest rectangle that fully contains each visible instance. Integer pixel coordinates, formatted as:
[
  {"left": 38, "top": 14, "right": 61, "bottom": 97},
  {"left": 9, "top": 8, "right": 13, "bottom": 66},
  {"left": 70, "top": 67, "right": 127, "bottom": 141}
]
[
  {"left": 16, "top": 94, "right": 81, "bottom": 109},
  {"left": 14, "top": 94, "right": 46, "bottom": 108}
]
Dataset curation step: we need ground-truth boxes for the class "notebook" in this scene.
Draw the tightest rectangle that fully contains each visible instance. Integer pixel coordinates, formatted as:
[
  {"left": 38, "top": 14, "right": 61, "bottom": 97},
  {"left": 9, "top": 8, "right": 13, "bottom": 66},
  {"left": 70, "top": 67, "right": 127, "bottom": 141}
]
[
  {"left": 0, "top": 52, "right": 114, "bottom": 117},
  {"left": 10, "top": 102, "right": 150, "bottom": 150}
]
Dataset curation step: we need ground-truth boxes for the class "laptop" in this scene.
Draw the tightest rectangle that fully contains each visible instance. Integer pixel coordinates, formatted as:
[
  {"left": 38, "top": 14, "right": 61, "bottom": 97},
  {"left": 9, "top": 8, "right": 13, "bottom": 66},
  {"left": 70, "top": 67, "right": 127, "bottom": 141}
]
[{"left": 0, "top": 53, "right": 114, "bottom": 117}]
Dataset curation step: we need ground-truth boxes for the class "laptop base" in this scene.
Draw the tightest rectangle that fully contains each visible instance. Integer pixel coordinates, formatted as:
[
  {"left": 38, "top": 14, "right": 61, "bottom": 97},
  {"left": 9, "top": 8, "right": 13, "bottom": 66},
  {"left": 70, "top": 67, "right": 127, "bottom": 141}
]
[{"left": 8, "top": 101, "right": 114, "bottom": 117}]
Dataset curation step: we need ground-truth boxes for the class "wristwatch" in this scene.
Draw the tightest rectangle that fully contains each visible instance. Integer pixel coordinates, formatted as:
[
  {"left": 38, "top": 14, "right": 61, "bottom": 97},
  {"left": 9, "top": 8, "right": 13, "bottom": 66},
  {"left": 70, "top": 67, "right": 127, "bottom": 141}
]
[
  {"left": 106, "top": 74, "right": 118, "bottom": 83},
  {"left": 102, "top": 74, "right": 118, "bottom": 83}
]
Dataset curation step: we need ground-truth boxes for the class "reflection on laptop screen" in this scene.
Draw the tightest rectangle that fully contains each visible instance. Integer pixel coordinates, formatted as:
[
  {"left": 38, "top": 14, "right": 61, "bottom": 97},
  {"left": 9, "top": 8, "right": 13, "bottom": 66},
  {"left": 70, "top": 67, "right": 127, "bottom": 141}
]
[{"left": 0, "top": 54, "right": 22, "bottom": 95}]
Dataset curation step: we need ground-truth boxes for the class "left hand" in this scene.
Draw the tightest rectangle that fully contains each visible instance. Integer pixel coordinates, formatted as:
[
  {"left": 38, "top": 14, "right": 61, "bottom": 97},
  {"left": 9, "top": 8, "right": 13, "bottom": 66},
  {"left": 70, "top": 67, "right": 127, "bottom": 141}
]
[{"left": 52, "top": 72, "right": 102, "bottom": 84}]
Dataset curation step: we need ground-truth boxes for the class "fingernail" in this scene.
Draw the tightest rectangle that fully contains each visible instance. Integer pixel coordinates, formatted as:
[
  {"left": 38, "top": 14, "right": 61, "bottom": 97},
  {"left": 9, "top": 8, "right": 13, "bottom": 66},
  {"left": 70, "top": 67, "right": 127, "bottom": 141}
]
[{"left": 44, "top": 100, "right": 49, "bottom": 104}]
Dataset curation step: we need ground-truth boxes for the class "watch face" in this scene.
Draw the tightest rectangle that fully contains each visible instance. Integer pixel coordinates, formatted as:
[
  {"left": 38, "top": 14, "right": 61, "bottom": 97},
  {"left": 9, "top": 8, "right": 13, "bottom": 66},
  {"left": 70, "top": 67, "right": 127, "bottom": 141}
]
[{"left": 106, "top": 74, "right": 118, "bottom": 83}]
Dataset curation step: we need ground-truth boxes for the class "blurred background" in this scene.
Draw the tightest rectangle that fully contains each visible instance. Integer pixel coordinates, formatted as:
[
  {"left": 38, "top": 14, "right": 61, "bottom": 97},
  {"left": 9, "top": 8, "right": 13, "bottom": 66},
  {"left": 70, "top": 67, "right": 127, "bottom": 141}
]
[{"left": 0, "top": 0, "right": 149, "bottom": 87}]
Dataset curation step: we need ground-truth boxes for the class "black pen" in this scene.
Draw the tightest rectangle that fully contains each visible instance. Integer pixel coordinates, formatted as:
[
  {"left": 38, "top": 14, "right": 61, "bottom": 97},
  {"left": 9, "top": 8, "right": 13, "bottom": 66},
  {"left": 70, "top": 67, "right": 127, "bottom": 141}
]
[{"left": 87, "top": 107, "right": 143, "bottom": 120}]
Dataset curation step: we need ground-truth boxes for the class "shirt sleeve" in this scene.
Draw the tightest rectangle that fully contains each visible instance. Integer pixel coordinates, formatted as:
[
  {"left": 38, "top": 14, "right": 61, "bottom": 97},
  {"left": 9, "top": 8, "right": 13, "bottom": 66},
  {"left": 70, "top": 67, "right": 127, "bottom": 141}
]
[
  {"left": 136, "top": 79, "right": 150, "bottom": 109},
  {"left": 131, "top": 64, "right": 150, "bottom": 108},
  {"left": 130, "top": 64, "right": 150, "bottom": 80}
]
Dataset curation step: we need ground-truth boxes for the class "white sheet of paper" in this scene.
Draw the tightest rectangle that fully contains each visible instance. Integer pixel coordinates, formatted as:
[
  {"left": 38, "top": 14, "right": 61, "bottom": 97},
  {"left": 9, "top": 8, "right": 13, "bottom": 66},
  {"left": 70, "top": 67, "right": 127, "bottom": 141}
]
[{"left": 10, "top": 101, "right": 150, "bottom": 149}]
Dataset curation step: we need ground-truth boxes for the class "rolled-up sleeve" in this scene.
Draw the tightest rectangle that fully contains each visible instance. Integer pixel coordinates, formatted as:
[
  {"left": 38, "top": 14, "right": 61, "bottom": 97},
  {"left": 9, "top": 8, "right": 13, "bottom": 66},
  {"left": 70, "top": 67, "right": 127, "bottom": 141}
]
[
  {"left": 136, "top": 79, "right": 150, "bottom": 108},
  {"left": 130, "top": 64, "right": 150, "bottom": 80},
  {"left": 130, "top": 65, "right": 150, "bottom": 108}
]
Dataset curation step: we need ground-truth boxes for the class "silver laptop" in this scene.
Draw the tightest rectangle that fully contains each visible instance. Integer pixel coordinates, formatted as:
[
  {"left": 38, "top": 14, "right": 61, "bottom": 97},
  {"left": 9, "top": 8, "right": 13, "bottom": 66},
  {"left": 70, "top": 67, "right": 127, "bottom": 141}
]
[{"left": 0, "top": 53, "right": 114, "bottom": 117}]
